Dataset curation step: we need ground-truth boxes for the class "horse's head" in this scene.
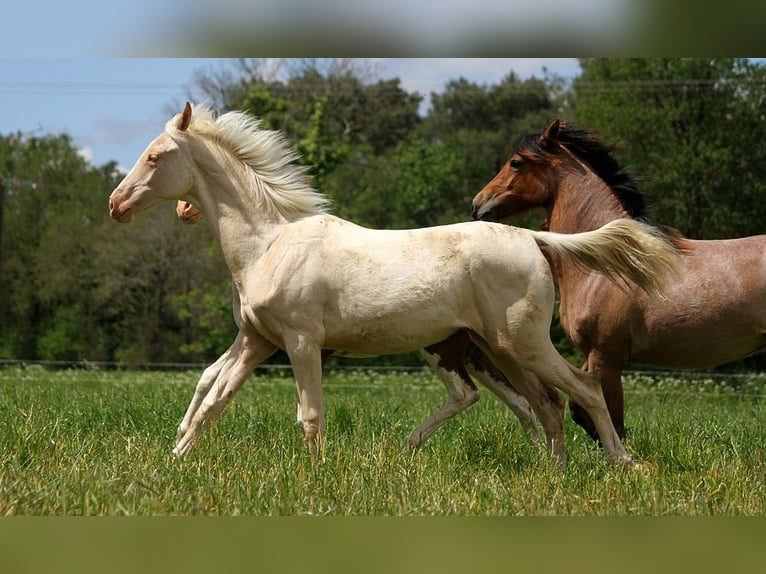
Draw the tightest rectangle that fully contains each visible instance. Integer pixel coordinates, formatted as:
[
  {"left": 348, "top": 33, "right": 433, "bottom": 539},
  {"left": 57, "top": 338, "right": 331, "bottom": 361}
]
[
  {"left": 177, "top": 200, "right": 202, "bottom": 224},
  {"left": 471, "top": 119, "right": 565, "bottom": 222},
  {"left": 109, "top": 103, "right": 196, "bottom": 223}
]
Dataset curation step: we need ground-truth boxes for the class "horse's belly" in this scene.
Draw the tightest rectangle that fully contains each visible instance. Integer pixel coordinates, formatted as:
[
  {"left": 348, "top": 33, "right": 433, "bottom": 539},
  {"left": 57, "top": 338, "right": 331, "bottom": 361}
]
[
  {"left": 323, "top": 318, "right": 460, "bottom": 356},
  {"left": 630, "top": 324, "right": 766, "bottom": 369}
]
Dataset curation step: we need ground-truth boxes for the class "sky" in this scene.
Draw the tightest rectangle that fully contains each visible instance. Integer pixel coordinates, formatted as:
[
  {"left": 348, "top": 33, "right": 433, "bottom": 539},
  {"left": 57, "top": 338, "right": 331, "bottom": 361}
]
[
  {"left": 3, "top": 1, "right": 635, "bottom": 57},
  {"left": 2, "top": 1, "right": 737, "bottom": 175},
  {"left": 0, "top": 58, "right": 581, "bottom": 172}
]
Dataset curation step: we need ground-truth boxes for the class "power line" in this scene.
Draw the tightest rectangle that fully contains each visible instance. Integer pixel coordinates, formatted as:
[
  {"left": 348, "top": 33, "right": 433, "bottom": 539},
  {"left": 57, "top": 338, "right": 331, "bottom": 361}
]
[
  {"left": 0, "top": 81, "right": 185, "bottom": 96},
  {"left": 2, "top": 76, "right": 765, "bottom": 97}
]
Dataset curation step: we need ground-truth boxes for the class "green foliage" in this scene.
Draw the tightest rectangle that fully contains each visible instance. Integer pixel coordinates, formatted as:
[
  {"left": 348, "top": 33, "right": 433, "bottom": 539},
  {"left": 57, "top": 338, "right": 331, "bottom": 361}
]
[
  {"left": 2, "top": 59, "right": 765, "bottom": 368},
  {"left": 233, "top": 62, "right": 421, "bottom": 184},
  {"left": 2, "top": 367, "right": 765, "bottom": 515},
  {"left": 326, "top": 136, "right": 464, "bottom": 228},
  {"left": 419, "top": 72, "right": 560, "bottom": 203},
  {"left": 173, "top": 281, "right": 237, "bottom": 360},
  {"left": 36, "top": 306, "right": 92, "bottom": 361},
  {"left": 295, "top": 97, "right": 349, "bottom": 190},
  {"left": 0, "top": 131, "right": 231, "bottom": 364},
  {"left": 573, "top": 58, "right": 766, "bottom": 239},
  {"left": 0, "top": 132, "right": 120, "bottom": 359}
]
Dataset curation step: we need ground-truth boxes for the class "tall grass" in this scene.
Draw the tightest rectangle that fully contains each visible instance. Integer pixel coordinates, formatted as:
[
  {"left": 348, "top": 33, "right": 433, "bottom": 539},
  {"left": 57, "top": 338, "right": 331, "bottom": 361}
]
[{"left": 1, "top": 366, "right": 765, "bottom": 515}]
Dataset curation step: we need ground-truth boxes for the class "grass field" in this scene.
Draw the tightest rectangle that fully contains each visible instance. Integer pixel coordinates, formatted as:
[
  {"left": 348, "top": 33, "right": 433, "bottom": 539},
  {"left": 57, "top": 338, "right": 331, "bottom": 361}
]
[{"left": 1, "top": 365, "right": 765, "bottom": 515}]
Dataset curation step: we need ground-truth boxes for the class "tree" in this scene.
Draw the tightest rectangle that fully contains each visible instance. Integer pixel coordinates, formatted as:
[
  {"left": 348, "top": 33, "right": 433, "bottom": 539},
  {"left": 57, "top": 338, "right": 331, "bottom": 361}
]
[
  {"left": 0, "top": 130, "right": 236, "bottom": 364},
  {"left": 196, "top": 59, "right": 422, "bottom": 192},
  {"left": 0, "top": 133, "right": 124, "bottom": 359},
  {"left": 95, "top": 209, "right": 231, "bottom": 365},
  {"left": 325, "top": 136, "right": 463, "bottom": 229},
  {"left": 573, "top": 58, "right": 766, "bottom": 239},
  {"left": 417, "top": 72, "right": 561, "bottom": 227}
]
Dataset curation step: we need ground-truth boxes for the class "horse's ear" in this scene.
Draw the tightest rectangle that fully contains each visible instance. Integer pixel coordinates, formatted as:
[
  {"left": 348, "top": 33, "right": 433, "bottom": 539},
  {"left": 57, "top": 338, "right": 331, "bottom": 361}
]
[
  {"left": 540, "top": 119, "right": 561, "bottom": 148},
  {"left": 178, "top": 102, "right": 192, "bottom": 131}
]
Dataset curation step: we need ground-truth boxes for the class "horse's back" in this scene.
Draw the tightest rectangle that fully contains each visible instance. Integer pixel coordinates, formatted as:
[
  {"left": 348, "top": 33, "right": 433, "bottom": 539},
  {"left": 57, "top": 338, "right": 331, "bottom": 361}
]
[
  {"left": 298, "top": 215, "right": 541, "bottom": 270},
  {"left": 245, "top": 216, "right": 553, "bottom": 356},
  {"left": 678, "top": 235, "right": 766, "bottom": 299}
]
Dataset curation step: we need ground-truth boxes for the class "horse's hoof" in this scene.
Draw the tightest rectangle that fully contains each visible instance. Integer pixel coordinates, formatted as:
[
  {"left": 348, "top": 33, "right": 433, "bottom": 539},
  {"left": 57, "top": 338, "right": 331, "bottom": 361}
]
[
  {"left": 630, "top": 460, "right": 656, "bottom": 474},
  {"left": 406, "top": 433, "right": 423, "bottom": 450},
  {"left": 613, "top": 458, "right": 655, "bottom": 474}
]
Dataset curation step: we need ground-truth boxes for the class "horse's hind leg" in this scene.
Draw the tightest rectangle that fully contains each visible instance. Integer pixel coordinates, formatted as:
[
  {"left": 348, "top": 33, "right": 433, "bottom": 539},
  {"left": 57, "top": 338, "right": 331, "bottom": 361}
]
[
  {"left": 464, "top": 344, "right": 541, "bottom": 444},
  {"left": 172, "top": 331, "right": 277, "bottom": 458},
  {"left": 408, "top": 338, "right": 480, "bottom": 448},
  {"left": 500, "top": 341, "right": 632, "bottom": 466},
  {"left": 477, "top": 353, "right": 567, "bottom": 467}
]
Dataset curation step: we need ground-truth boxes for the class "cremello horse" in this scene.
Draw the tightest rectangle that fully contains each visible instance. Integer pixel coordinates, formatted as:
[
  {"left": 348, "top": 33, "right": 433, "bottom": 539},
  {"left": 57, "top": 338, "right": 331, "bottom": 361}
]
[
  {"left": 109, "top": 103, "right": 678, "bottom": 467},
  {"left": 175, "top": 200, "right": 541, "bottom": 446}
]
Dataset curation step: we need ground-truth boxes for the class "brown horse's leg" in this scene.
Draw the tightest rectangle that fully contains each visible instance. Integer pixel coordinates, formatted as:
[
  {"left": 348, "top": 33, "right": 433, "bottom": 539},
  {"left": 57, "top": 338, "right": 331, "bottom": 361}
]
[
  {"left": 568, "top": 359, "right": 600, "bottom": 442},
  {"left": 570, "top": 354, "right": 626, "bottom": 441},
  {"left": 589, "top": 352, "right": 626, "bottom": 438}
]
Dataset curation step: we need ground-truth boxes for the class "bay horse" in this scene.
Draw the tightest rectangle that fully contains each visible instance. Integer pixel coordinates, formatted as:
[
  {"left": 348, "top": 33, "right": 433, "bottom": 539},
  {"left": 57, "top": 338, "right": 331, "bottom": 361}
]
[
  {"left": 472, "top": 119, "right": 766, "bottom": 441},
  {"left": 174, "top": 200, "right": 541, "bottom": 446},
  {"left": 109, "top": 103, "right": 677, "bottom": 467}
]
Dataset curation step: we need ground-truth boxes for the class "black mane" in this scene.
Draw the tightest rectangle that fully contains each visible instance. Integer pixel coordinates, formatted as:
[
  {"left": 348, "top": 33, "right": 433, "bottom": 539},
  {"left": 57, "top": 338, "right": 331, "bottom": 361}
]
[{"left": 521, "top": 123, "right": 649, "bottom": 220}]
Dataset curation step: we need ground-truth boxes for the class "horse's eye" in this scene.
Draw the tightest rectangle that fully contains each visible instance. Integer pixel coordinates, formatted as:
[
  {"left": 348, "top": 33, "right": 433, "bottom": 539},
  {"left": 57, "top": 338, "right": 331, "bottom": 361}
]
[
  {"left": 148, "top": 154, "right": 159, "bottom": 164},
  {"left": 509, "top": 158, "right": 522, "bottom": 169}
]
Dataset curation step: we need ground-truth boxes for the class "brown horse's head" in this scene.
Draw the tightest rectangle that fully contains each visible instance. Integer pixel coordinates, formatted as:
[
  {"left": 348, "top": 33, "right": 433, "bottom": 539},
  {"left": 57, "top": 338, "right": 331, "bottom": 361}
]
[
  {"left": 471, "top": 119, "right": 566, "bottom": 222},
  {"left": 176, "top": 200, "right": 202, "bottom": 224}
]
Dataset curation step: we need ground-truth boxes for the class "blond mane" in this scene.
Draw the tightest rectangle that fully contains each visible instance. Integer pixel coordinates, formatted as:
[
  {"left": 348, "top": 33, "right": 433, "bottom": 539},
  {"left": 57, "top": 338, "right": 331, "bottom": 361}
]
[{"left": 167, "top": 103, "right": 331, "bottom": 218}]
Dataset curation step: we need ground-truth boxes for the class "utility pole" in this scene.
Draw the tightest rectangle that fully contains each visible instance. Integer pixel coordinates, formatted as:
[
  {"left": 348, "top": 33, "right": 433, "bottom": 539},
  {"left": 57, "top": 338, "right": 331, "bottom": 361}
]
[
  {"left": 0, "top": 174, "right": 5, "bottom": 345},
  {"left": 0, "top": 175, "right": 4, "bottom": 282}
]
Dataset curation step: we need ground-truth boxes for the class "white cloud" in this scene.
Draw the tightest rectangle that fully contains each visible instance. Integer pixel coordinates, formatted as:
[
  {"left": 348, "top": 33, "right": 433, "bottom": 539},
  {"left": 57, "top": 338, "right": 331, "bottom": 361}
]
[
  {"left": 80, "top": 114, "right": 163, "bottom": 148},
  {"left": 132, "top": 1, "right": 638, "bottom": 56},
  {"left": 379, "top": 58, "right": 578, "bottom": 95},
  {"left": 77, "top": 146, "right": 94, "bottom": 163},
  {"left": 376, "top": 58, "right": 580, "bottom": 114}
]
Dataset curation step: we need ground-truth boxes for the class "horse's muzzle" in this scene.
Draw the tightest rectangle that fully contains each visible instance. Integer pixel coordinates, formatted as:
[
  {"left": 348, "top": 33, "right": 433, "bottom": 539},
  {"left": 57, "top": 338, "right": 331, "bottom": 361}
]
[
  {"left": 471, "top": 202, "right": 493, "bottom": 221},
  {"left": 109, "top": 192, "right": 133, "bottom": 223}
]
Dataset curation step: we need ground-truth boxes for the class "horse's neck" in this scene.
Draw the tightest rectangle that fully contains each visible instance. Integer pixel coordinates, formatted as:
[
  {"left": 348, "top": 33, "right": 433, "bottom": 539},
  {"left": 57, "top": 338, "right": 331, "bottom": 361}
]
[
  {"left": 547, "top": 167, "right": 628, "bottom": 234},
  {"left": 194, "top": 164, "right": 287, "bottom": 280},
  {"left": 546, "top": 165, "right": 631, "bottom": 312}
]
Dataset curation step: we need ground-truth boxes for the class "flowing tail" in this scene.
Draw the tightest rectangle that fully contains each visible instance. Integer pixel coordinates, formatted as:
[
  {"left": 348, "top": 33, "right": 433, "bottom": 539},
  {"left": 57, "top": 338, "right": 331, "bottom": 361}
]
[{"left": 531, "top": 219, "right": 679, "bottom": 299}]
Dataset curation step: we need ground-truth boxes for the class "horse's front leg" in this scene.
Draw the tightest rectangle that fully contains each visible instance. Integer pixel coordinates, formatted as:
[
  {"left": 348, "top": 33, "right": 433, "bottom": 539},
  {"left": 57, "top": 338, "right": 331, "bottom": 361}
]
[
  {"left": 286, "top": 334, "right": 326, "bottom": 458},
  {"left": 172, "top": 331, "right": 277, "bottom": 458},
  {"left": 176, "top": 332, "right": 244, "bottom": 441},
  {"left": 570, "top": 352, "right": 627, "bottom": 441},
  {"left": 294, "top": 350, "right": 334, "bottom": 430}
]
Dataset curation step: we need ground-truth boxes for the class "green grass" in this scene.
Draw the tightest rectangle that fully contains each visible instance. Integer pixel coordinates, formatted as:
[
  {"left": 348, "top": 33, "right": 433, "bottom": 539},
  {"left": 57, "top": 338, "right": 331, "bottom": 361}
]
[{"left": 1, "top": 366, "right": 765, "bottom": 515}]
